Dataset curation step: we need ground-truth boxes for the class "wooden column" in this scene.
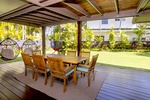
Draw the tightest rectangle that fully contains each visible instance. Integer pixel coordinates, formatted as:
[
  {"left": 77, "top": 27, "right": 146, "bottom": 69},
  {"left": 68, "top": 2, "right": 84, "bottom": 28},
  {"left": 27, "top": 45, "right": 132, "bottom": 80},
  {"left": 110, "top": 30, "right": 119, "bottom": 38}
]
[
  {"left": 42, "top": 26, "right": 46, "bottom": 54},
  {"left": 77, "top": 21, "right": 82, "bottom": 56}
]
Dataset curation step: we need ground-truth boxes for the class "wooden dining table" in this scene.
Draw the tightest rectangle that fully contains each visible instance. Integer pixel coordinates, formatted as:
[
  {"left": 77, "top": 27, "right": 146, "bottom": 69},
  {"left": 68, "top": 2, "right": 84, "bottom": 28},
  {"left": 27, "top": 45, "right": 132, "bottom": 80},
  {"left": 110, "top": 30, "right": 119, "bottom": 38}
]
[{"left": 44, "top": 54, "right": 88, "bottom": 84}]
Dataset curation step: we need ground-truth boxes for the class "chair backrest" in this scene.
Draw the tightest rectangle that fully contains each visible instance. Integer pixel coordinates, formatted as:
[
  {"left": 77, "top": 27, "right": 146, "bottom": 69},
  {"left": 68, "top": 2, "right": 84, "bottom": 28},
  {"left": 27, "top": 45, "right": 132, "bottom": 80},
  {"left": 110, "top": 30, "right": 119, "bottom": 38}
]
[
  {"left": 21, "top": 53, "right": 33, "bottom": 66},
  {"left": 67, "top": 50, "right": 76, "bottom": 56},
  {"left": 79, "top": 51, "right": 90, "bottom": 58},
  {"left": 89, "top": 54, "right": 99, "bottom": 69},
  {"left": 32, "top": 54, "right": 46, "bottom": 71},
  {"left": 47, "top": 57, "right": 65, "bottom": 75},
  {"left": 32, "top": 50, "right": 41, "bottom": 55}
]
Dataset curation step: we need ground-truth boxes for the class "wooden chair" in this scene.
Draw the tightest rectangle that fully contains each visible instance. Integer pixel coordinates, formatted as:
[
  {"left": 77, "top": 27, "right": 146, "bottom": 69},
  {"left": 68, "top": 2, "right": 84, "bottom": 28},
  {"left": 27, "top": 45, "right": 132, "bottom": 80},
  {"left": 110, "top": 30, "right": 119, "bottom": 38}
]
[
  {"left": 32, "top": 50, "right": 41, "bottom": 55},
  {"left": 47, "top": 57, "right": 75, "bottom": 92},
  {"left": 77, "top": 54, "right": 99, "bottom": 87},
  {"left": 67, "top": 50, "right": 76, "bottom": 56},
  {"left": 79, "top": 51, "right": 90, "bottom": 64},
  {"left": 32, "top": 54, "right": 49, "bottom": 85},
  {"left": 21, "top": 53, "right": 34, "bottom": 79}
]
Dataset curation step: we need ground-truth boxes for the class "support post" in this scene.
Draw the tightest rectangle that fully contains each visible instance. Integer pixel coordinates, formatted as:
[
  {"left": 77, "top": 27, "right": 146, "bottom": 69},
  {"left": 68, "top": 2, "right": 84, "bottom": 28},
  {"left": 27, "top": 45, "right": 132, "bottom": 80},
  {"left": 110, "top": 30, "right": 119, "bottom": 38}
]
[
  {"left": 42, "top": 26, "right": 46, "bottom": 54},
  {"left": 77, "top": 21, "right": 82, "bottom": 56}
]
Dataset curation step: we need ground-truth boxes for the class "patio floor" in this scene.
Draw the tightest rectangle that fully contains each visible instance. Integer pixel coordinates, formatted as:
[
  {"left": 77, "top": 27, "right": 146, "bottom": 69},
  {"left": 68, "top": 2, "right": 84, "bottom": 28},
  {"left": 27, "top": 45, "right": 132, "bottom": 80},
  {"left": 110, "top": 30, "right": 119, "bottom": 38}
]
[{"left": 1, "top": 61, "right": 150, "bottom": 100}]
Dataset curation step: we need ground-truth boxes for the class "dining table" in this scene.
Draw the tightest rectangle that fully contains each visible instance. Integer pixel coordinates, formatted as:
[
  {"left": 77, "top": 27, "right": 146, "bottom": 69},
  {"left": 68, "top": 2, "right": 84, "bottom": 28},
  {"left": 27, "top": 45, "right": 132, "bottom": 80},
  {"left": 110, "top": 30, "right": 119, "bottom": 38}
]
[{"left": 44, "top": 54, "right": 88, "bottom": 84}]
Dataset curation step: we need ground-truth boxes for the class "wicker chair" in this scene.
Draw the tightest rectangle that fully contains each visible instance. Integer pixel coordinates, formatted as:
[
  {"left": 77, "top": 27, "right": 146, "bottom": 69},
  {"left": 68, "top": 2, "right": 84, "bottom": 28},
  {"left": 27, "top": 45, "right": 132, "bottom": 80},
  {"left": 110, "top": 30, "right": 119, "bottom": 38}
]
[
  {"left": 77, "top": 54, "right": 99, "bottom": 87},
  {"left": 21, "top": 53, "right": 35, "bottom": 79},
  {"left": 47, "top": 57, "right": 75, "bottom": 92},
  {"left": 32, "top": 54, "right": 50, "bottom": 85}
]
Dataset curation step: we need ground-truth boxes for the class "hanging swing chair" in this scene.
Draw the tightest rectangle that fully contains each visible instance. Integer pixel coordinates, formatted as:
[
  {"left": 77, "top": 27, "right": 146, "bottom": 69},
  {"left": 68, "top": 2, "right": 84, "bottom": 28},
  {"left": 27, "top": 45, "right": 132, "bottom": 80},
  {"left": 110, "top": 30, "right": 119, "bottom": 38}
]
[
  {"left": 22, "top": 39, "right": 37, "bottom": 55},
  {"left": 0, "top": 38, "right": 20, "bottom": 61}
]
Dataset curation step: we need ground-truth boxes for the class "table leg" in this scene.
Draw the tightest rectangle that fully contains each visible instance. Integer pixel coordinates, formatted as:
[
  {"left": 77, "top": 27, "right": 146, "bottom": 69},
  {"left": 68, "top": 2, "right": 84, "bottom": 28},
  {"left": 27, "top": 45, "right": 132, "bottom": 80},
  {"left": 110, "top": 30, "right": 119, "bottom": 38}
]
[{"left": 73, "top": 66, "right": 77, "bottom": 85}]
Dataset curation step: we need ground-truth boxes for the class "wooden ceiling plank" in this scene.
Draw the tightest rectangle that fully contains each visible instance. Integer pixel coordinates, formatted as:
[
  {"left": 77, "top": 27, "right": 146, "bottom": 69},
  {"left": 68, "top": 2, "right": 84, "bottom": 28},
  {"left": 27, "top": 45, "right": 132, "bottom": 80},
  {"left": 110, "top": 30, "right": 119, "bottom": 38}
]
[
  {"left": 5, "top": 20, "right": 39, "bottom": 27},
  {"left": 114, "top": 0, "right": 119, "bottom": 14},
  {"left": 87, "top": 0, "right": 102, "bottom": 15},
  {"left": 45, "top": 7, "right": 79, "bottom": 19},
  {"left": 0, "top": 4, "right": 32, "bottom": 17},
  {"left": 62, "top": 2, "right": 90, "bottom": 17},
  {"left": 37, "top": 11, "right": 67, "bottom": 19},
  {"left": 30, "top": 13, "right": 61, "bottom": 21},
  {"left": 27, "top": 0, "right": 63, "bottom": 7},
  {"left": 136, "top": 0, "right": 150, "bottom": 13},
  {"left": 0, "top": 6, "right": 41, "bottom": 20},
  {"left": 23, "top": 16, "right": 55, "bottom": 22}
]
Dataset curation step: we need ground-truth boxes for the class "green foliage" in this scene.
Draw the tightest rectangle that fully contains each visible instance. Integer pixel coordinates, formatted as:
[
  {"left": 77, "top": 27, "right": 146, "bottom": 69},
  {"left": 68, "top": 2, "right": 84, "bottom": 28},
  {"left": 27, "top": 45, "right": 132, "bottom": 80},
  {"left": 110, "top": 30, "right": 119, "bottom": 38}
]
[
  {"left": 49, "top": 22, "right": 94, "bottom": 50},
  {"left": 0, "top": 22, "right": 41, "bottom": 41},
  {"left": 118, "top": 30, "right": 130, "bottom": 49},
  {"left": 132, "top": 24, "right": 147, "bottom": 44},
  {"left": 109, "top": 27, "right": 116, "bottom": 49}
]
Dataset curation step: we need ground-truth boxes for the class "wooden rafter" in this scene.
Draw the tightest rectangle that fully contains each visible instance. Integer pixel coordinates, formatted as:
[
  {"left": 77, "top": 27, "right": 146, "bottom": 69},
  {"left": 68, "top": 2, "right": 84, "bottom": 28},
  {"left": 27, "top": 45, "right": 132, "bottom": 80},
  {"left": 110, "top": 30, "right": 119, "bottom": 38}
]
[
  {"left": 27, "top": 0, "right": 63, "bottom": 7},
  {"left": 0, "top": 6, "right": 41, "bottom": 20},
  {"left": 114, "top": 0, "right": 119, "bottom": 14},
  {"left": 37, "top": 11, "right": 67, "bottom": 19},
  {"left": 29, "top": 13, "right": 62, "bottom": 21},
  {"left": 45, "top": 7, "right": 79, "bottom": 19},
  {"left": 136, "top": 0, "right": 150, "bottom": 13},
  {"left": 87, "top": 0, "right": 102, "bottom": 15},
  {"left": 62, "top": 2, "right": 90, "bottom": 17}
]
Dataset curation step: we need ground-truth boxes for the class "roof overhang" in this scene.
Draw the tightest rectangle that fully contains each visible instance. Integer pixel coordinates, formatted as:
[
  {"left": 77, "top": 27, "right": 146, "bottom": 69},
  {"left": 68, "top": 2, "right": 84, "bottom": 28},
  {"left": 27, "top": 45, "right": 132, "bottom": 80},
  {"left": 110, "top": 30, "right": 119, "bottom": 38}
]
[{"left": 0, "top": 0, "right": 150, "bottom": 27}]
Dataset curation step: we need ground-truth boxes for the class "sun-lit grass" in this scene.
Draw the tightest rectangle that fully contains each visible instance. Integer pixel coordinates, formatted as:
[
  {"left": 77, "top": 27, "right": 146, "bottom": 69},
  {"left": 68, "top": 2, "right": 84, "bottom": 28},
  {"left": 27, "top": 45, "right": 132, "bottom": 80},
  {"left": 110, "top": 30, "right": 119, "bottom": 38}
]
[
  {"left": 1, "top": 50, "right": 150, "bottom": 71},
  {"left": 92, "top": 51, "right": 150, "bottom": 71}
]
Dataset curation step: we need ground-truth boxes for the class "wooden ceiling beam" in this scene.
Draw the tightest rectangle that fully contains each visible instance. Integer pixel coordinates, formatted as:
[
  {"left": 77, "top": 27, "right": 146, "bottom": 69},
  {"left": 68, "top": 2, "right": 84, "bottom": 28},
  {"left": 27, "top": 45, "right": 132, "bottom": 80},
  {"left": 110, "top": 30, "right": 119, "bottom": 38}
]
[
  {"left": 5, "top": 20, "right": 39, "bottom": 27},
  {"left": 22, "top": 15, "right": 55, "bottom": 22},
  {"left": 87, "top": 0, "right": 102, "bottom": 15},
  {"left": 45, "top": 7, "right": 79, "bottom": 19},
  {"left": 62, "top": 2, "right": 90, "bottom": 17},
  {"left": 0, "top": 4, "right": 32, "bottom": 17},
  {"left": 30, "top": 13, "right": 62, "bottom": 21},
  {"left": 27, "top": 0, "right": 63, "bottom": 7},
  {"left": 0, "top": 6, "right": 41, "bottom": 20},
  {"left": 136, "top": 0, "right": 150, "bottom": 13},
  {"left": 37, "top": 11, "right": 67, "bottom": 19},
  {"left": 114, "top": 0, "right": 119, "bottom": 14}
]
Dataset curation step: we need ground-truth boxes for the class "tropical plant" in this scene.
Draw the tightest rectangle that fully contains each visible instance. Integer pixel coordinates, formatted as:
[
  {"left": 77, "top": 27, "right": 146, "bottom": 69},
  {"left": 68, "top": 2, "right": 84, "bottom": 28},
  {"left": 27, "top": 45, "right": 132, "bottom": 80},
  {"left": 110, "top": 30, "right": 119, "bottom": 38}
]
[
  {"left": 109, "top": 26, "right": 116, "bottom": 49},
  {"left": 132, "top": 24, "right": 147, "bottom": 44},
  {"left": 118, "top": 30, "right": 130, "bottom": 49}
]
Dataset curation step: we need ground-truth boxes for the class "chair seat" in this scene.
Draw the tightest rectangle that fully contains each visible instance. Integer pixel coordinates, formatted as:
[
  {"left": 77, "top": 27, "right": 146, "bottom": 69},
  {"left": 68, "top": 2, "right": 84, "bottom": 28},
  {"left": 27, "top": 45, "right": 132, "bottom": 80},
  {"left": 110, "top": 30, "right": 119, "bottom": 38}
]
[
  {"left": 66, "top": 68, "right": 74, "bottom": 77},
  {"left": 77, "top": 66, "right": 88, "bottom": 72}
]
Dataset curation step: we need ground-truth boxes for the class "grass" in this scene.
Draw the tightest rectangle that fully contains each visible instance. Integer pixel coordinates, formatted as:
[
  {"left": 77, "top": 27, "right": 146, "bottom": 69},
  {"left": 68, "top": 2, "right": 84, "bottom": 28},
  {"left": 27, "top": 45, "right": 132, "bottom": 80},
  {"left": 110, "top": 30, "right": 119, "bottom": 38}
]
[
  {"left": 1, "top": 50, "right": 150, "bottom": 71},
  {"left": 92, "top": 51, "right": 150, "bottom": 71}
]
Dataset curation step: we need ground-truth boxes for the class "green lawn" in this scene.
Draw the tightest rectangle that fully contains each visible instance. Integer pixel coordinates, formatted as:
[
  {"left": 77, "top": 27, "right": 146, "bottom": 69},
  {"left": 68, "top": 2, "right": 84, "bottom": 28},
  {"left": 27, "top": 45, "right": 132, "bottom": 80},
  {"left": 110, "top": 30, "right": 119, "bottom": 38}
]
[
  {"left": 1, "top": 51, "right": 150, "bottom": 71},
  {"left": 92, "top": 51, "right": 150, "bottom": 71}
]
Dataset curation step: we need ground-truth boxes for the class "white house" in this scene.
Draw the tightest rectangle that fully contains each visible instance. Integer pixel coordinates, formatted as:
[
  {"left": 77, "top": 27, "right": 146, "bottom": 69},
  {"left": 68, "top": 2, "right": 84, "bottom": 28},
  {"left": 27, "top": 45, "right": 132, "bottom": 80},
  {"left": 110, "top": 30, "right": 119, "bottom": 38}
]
[{"left": 87, "top": 17, "right": 150, "bottom": 42}]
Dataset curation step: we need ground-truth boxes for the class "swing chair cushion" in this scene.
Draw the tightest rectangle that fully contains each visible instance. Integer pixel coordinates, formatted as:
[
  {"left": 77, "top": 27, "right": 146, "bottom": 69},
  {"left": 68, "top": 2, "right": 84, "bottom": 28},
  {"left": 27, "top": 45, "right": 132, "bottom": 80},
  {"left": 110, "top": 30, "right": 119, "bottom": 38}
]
[
  {"left": 24, "top": 48, "right": 33, "bottom": 56},
  {"left": 1, "top": 49, "right": 14, "bottom": 59}
]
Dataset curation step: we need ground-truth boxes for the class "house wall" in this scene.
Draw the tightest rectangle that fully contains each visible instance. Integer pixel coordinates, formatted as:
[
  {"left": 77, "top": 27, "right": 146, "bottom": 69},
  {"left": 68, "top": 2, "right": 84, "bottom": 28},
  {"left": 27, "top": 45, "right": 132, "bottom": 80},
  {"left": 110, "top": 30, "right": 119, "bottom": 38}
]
[{"left": 86, "top": 17, "right": 149, "bottom": 41}]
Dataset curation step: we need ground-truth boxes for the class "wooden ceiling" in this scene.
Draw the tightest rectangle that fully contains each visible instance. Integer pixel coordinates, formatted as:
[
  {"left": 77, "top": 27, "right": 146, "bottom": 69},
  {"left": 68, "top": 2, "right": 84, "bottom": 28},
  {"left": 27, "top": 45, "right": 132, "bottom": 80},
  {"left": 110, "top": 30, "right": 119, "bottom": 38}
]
[{"left": 0, "top": 0, "right": 150, "bottom": 27}]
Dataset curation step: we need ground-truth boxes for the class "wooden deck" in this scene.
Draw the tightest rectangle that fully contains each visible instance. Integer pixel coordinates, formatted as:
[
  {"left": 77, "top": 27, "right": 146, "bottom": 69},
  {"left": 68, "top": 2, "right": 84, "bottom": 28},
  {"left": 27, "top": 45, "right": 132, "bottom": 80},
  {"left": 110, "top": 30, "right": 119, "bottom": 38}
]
[{"left": 1, "top": 61, "right": 150, "bottom": 100}]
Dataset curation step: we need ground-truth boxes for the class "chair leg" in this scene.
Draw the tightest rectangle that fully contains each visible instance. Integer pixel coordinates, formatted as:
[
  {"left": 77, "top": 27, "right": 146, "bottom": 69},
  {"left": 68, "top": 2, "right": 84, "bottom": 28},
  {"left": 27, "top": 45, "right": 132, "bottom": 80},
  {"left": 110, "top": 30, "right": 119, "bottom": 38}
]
[
  {"left": 63, "top": 78, "right": 66, "bottom": 92},
  {"left": 50, "top": 75, "right": 53, "bottom": 87},
  {"left": 45, "top": 72, "right": 47, "bottom": 85},
  {"left": 25, "top": 67, "right": 27, "bottom": 76},
  {"left": 32, "top": 69, "right": 35, "bottom": 79},
  {"left": 92, "top": 70, "right": 95, "bottom": 81},
  {"left": 35, "top": 71, "right": 38, "bottom": 81},
  {"left": 88, "top": 73, "right": 90, "bottom": 87}
]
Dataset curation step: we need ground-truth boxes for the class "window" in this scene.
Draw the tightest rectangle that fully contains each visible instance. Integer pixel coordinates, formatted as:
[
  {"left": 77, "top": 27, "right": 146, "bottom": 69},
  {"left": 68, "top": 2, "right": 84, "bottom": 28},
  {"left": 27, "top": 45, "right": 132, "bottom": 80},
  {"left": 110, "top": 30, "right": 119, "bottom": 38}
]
[
  {"left": 115, "top": 18, "right": 125, "bottom": 21},
  {"left": 102, "top": 19, "right": 108, "bottom": 24}
]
